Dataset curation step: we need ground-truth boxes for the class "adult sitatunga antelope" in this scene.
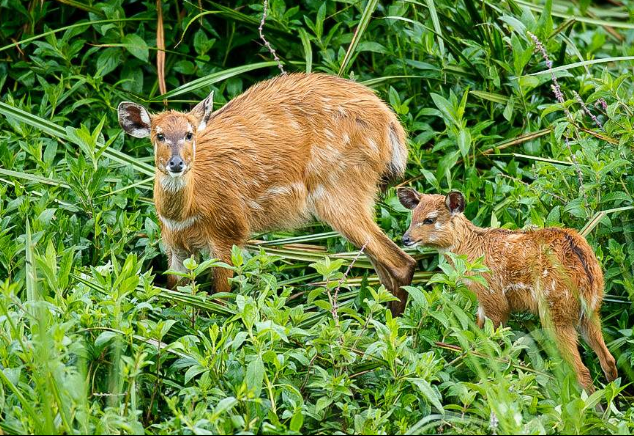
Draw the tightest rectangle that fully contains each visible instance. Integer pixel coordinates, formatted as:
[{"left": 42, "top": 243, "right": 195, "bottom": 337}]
[
  {"left": 398, "top": 189, "right": 618, "bottom": 393},
  {"left": 118, "top": 73, "right": 416, "bottom": 315}
]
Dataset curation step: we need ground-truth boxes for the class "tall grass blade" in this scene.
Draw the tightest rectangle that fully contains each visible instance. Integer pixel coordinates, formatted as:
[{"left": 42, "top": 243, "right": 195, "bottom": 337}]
[
  {"left": 528, "top": 56, "right": 634, "bottom": 76},
  {"left": 425, "top": 0, "right": 445, "bottom": 56},
  {"left": 0, "top": 19, "right": 150, "bottom": 53},
  {"left": 153, "top": 61, "right": 279, "bottom": 100},
  {"left": 338, "top": 0, "right": 379, "bottom": 76}
]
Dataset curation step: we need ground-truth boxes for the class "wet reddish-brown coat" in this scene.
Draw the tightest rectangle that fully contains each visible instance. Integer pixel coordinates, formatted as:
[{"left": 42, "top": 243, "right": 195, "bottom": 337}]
[
  {"left": 127, "top": 73, "right": 416, "bottom": 314},
  {"left": 400, "top": 192, "right": 617, "bottom": 391}
]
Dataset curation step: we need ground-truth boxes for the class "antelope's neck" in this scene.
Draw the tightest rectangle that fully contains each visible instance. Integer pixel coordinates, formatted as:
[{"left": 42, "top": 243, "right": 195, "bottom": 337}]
[
  {"left": 446, "top": 216, "right": 487, "bottom": 259},
  {"left": 154, "top": 171, "right": 196, "bottom": 222}
]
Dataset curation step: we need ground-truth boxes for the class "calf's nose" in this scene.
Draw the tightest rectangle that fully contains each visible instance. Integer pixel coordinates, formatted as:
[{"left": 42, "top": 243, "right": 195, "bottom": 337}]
[{"left": 402, "top": 233, "right": 413, "bottom": 246}]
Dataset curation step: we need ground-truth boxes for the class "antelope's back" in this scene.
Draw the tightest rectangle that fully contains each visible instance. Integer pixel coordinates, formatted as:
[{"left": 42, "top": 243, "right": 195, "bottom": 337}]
[
  {"left": 198, "top": 73, "right": 406, "bottom": 181},
  {"left": 193, "top": 74, "right": 407, "bottom": 231},
  {"left": 532, "top": 228, "right": 605, "bottom": 308}
]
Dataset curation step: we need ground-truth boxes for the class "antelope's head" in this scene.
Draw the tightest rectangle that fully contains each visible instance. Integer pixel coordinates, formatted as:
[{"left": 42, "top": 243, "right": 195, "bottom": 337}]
[
  {"left": 117, "top": 92, "right": 213, "bottom": 179},
  {"left": 398, "top": 189, "right": 466, "bottom": 249}
]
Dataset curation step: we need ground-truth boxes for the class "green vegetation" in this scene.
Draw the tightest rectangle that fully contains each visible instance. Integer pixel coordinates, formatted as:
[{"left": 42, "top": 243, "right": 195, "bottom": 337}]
[{"left": 1, "top": 0, "right": 633, "bottom": 433}]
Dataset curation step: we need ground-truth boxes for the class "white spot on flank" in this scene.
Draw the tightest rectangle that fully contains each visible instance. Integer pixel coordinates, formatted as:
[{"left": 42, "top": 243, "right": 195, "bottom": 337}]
[
  {"left": 268, "top": 186, "right": 291, "bottom": 196},
  {"left": 324, "top": 129, "right": 335, "bottom": 140},
  {"left": 248, "top": 199, "right": 263, "bottom": 211},
  {"left": 265, "top": 183, "right": 305, "bottom": 197},
  {"left": 308, "top": 184, "right": 326, "bottom": 202},
  {"left": 343, "top": 133, "right": 350, "bottom": 144},
  {"left": 367, "top": 139, "right": 378, "bottom": 152},
  {"left": 503, "top": 283, "right": 533, "bottom": 296},
  {"left": 542, "top": 269, "right": 549, "bottom": 278},
  {"left": 159, "top": 214, "right": 199, "bottom": 232}
]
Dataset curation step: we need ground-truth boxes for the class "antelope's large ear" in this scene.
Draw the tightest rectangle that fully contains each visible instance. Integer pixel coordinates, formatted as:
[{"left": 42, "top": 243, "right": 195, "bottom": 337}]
[
  {"left": 118, "top": 102, "right": 151, "bottom": 138},
  {"left": 398, "top": 188, "right": 421, "bottom": 210},
  {"left": 445, "top": 191, "right": 465, "bottom": 214},
  {"left": 190, "top": 91, "right": 214, "bottom": 131}
]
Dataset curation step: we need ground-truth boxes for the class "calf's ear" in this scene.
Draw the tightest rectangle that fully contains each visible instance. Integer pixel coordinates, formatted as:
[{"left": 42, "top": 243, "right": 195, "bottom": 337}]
[
  {"left": 445, "top": 191, "right": 465, "bottom": 214},
  {"left": 398, "top": 188, "right": 421, "bottom": 210}
]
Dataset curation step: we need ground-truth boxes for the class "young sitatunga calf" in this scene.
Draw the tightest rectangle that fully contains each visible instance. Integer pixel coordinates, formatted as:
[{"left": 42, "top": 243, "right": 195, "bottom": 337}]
[
  {"left": 398, "top": 189, "right": 618, "bottom": 392},
  {"left": 118, "top": 73, "right": 416, "bottom": 315}
]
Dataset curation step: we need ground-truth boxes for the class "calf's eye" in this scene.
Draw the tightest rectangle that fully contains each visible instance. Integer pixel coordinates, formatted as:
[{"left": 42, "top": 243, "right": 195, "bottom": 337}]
[
  {"left": 157, "top": 133, "right": 165, "bottom": 142},
  {"left": 423, "top": 217, "right": 436, "bottom": 225},
  {"left": 186, "top": 132, "right": 193, "bottom": 141}
]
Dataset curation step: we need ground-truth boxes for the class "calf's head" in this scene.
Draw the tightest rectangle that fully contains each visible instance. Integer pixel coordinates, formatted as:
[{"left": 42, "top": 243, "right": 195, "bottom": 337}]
[
  {"left": 398, "top": 189, "right": 466, "bottom": 249},
  {"left": 117, "top": 92, "right": 214, "bottom": 178}
]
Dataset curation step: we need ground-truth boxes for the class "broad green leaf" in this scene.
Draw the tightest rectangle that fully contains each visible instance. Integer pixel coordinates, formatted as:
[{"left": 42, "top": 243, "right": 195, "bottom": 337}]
[{"left": 123, "top": 34, "right": 149, "bottom": 62}]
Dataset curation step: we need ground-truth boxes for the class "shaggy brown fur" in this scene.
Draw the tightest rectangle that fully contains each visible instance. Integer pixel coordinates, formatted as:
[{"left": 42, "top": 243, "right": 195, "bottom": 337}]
[
  {"left": 398, "top": 189, "right": 618, "bottom": 392},
  {"left": 118, "top": 73, "right": 416, "bottom": 315}
]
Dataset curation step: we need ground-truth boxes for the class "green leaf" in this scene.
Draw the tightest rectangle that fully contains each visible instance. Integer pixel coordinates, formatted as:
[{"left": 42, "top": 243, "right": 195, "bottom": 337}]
[
  {"left": 96, "top": 47, "right": 123, "bottom": 77},
  {"left": 410, "top": 378, "right": 444, "bottom": 413},
  {"left": 470, "top": 90, "right": 508, "bottom": 104},
  {"left": 173, "top": 60, "right": 196, "bottom": 75},
  {"left": 431, "top": 93, "right": 458, "bottom": 127},
  {"left": 290, "top": 409, "right": 304, "bottom": 431},
  {"left": 122, "top": 34, "right": 149, "bottom": 62},
  {"left": 457, "top": 128, "right": 471, "bottom": 158},
  {"left": 298, "top": 28, "right": 312, "bottom": 73},
  {"left": 403, "top": 286, "right": 428, "bottom": 310},
  {"left": 246, "top": 356, "right": 265, "bottom": 397}
]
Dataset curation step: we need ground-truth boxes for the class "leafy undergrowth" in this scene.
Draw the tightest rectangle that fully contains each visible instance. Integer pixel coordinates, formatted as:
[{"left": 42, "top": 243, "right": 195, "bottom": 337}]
[{"left": 0, "top": 0, "right": 633, "bottom": 434}]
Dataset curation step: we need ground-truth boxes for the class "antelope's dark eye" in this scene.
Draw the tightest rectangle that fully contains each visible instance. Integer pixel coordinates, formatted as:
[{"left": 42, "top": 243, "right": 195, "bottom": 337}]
[
  {"left": 423, "top": 217, "right": 436, "bottom": 225},
  {"left": 156, "top": 133, "right": 165, "bottom": 142},
  {"left": 186, "top": 132, "right": 193, "bottom": 141}
]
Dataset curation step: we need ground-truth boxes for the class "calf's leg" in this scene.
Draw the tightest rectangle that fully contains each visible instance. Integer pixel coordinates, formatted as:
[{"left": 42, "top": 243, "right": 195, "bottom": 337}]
[{"left": 581, "top": 312, "right": 618, "bottom": 383}]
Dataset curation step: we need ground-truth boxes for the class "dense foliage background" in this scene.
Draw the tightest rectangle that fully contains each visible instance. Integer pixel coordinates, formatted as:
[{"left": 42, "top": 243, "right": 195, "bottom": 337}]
[{"left": 0, "top": 0, "right": 633, "bottom": 433}]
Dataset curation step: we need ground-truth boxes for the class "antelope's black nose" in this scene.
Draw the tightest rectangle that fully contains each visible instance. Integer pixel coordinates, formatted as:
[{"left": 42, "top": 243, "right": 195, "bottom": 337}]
[
  {"left": 167, "top": 156, "right": 184, "bottom": 173},
  {"left": 402, "top": 233, "right": 413, "bottom": 246}
]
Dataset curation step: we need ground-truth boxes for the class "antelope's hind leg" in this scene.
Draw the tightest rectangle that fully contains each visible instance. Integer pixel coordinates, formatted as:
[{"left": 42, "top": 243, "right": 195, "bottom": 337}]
[
  {"left": 312, "top": 191, "right": 416, "bottom": 316},
  {"left": 581, "top": 312, "right": 618, "bottom": 383},
  {"left": 552, "top": 324, "right": 595, "bottom": 393}
]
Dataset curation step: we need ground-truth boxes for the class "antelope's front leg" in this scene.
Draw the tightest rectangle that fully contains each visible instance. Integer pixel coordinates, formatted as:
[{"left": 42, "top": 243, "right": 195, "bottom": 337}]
[
  {"left": 166, "top": 247, "right": 189, "bottom": 289},
  {"left": 209, "top": 244, "right": 236, "bottom": 294}
]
